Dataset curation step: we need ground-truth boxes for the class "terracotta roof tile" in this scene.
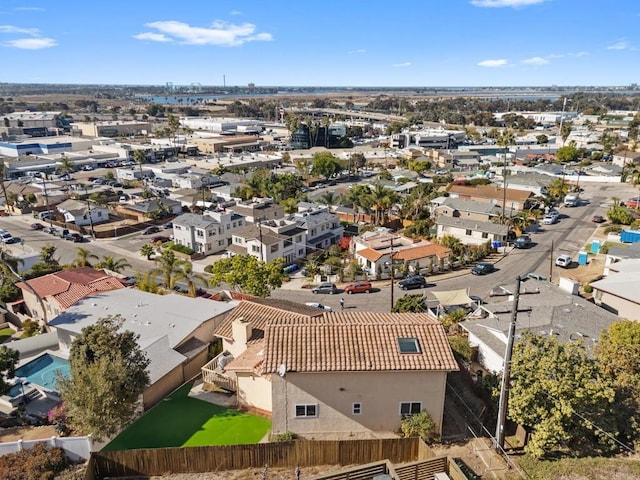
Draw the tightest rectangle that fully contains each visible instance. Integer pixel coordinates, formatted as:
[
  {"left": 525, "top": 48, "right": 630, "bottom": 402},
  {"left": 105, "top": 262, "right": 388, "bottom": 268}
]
[
  {"left": 448, "top": 184, "right": 532, "bottom": 203},
  {"left": 262, "top": 312, "right": 458, "bottom": 374},
  {"left": 224, "top": 342, "right": 265, "bottom": 372},
  {"left": 394, "top": 244, "right": 452, "bottom": 261},
  {"left": 356, "top": 248, "right": 388, "bottom": 262}
]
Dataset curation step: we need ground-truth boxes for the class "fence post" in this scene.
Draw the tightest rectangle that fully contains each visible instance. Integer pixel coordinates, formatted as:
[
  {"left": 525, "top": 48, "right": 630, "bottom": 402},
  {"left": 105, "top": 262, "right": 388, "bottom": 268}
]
[{"left": 17, "top": 439, "right": 23, "bottom": 452}]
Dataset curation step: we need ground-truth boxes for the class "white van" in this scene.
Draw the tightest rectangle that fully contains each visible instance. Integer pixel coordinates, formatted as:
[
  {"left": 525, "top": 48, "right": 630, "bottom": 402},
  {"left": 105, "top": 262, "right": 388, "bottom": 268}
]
[{"left": 37, "top": 210, "right": 55, "bottom": 220}]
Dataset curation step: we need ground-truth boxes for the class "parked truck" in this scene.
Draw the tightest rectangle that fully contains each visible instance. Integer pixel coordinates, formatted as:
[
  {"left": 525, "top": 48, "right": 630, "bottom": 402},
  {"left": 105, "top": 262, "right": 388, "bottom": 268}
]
[{"left": 564, "top": 193, "right": 579, "bottom": 207}]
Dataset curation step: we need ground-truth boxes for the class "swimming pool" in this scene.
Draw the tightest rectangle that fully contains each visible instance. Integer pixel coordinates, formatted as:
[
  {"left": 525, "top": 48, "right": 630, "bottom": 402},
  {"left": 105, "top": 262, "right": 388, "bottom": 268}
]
[{"left": 12, "top": 353, "right": 71, "bottom": 394}]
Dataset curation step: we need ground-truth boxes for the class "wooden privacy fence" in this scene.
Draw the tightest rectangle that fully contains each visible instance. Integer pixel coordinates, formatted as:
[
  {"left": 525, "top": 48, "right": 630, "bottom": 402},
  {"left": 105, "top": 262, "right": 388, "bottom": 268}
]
[{"left": 89, "top": 438, "right": 430, "bottom": 479}]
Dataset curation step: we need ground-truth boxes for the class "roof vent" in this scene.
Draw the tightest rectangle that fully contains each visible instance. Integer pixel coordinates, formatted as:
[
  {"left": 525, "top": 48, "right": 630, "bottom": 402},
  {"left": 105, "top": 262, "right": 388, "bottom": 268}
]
[
  {"left": 144, "top": 321, "right": 151, "bottom": 326},
  {"left": 238, "top": 316, "right": 248, "bottom": 323},
  {"left": 91, "top": 303, "right": 97, "bottom": 307},
  {"left": 103, "top": 306, "right": 108, "bottom": 310}
]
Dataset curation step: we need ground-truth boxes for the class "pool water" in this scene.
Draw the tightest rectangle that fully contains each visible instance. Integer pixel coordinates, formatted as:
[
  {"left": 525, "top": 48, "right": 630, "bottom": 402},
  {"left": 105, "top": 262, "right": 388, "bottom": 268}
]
[{"left": 11, "top": 353, "right": 71, "bottom": 394}]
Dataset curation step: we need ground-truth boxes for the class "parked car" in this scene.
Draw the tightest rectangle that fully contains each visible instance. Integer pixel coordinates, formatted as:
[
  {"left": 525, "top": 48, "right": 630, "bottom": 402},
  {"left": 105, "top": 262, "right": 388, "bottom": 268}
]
[
  {"left": 143, "top": 226, "right": 161, "bottom": 235},
  {"left": 592, "top": 215, "right": 605, "bottom": 223},
  {"left": 471, "top": 263, "right": 495, "bottom": 275},
  {"left": 344, "top": 281, "right": 373, "bottom": 294},
  {"left": 311, "top": 282, "right": 338, "bottom": 294},
  {"left": 44, "top": 226, "right": 58, "bottom": 235},
  {"left": 63, "top": 232, "right": 86, "bottom": 243},
  {"left": 30, "top": 222, "right": 45, "bottom": 230},
  {"left": 151, "top": 236, "right": 171, "bottom": 244},
  {"left": 4, "top": 236, "right": 20, "bottom": 244},
  {"left": 513, "top": 235, "right": 533, "bottom": 249},
  {"left": 0, "top": 232, "right": 13, "bottom": 243},
  {"left": 626, "top": 197, "right": 640, "bottom": 209},
  {"left": 541, "top": 213, "right": 559, "bottom": 225},
  {"left": 555, "top": 254, "right": 572, "bottom": 268},
  {"left": 398, "top": 275, "right": 428, "bottom": 290},
  {"left": 163, "top": 222, "right": 173, "bottom": 229},
  {"left": 305, "top": 302, "right": 333, "bottom": 312}
]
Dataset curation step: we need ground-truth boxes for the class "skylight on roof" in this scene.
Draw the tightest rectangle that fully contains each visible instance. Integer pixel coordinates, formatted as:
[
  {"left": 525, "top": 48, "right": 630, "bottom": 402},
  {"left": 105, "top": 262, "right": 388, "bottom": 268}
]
[{"left": 398, "top": 337, "right": 421, "bottom": 354}]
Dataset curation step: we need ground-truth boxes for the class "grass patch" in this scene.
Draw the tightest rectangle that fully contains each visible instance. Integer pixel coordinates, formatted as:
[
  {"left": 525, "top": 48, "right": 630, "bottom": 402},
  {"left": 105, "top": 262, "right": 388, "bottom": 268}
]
[
  {"left": 0, "top": 327, "right": 14, "bottom": 343},
  {"left": 103, "top": 383, "right": 271, "bottom": 451},
  {"left": 516, "top": 453, "right": 640, "bottom": 480}
]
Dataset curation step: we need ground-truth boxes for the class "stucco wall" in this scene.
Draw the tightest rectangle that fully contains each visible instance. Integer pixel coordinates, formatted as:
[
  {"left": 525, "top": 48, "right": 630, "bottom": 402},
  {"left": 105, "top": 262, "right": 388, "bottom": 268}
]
[
  {"left": 143, "top": 364, "right": 184, "bottom": 409},
  {"left": 270, "top": 371, "right": 448, "bottom": 436},
  {"left": 467, "top": 332, "right": 504, "bottom": 373},
  {"left": 237, "top": 372, "right": 272, "bottom": 412},
  {"left": 596, "top": 291, "right": 640, "bottom": 322}
]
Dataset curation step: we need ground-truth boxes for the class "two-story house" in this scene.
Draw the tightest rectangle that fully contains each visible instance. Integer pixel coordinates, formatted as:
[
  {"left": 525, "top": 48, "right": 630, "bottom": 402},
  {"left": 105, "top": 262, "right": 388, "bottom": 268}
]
[
  {"left": 229, "top": 221, "right": 307, "bottom": 263},
  {"left": 172, "top": 210, "right": 245, "bottom": 255},
  {"left": 290, "top": 203, "right": 344, "bottom": 252},
  {"left": 227, "top": 197, "right": 284, "bottom": 223}
]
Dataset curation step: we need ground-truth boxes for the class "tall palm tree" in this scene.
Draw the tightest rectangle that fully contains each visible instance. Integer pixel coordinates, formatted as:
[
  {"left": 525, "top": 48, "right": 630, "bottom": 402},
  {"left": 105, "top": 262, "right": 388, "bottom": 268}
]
[
  {"left": 319, "top": 191, "right": 340, "bottom": 209},
  {"left": 74, "top": 247, "right": 98, "bottom": 267},
  {"left": 630, "top": 168, "right": 640, "bottom": 202},
  {"left": 59, "top": 156, "right": 74, "bottom": 195},
  {"left": 140, "top": 243, "right": 155, "bottom": 261},
  {"left": 154, "top": 250, "right": 187, "bottom": 289},
  {"left": 369, "top": 183, "right": 397, "bottom": 225},
  {"left": 174, "top": 261, "right": 207, "bottom": 297},
  {"left": 0, "top": 162, "right": 8, "bottom": 213},
  {"left": 94, "top": 255, "right": 131, "bottom": 273},
  {"left": 133, "top": 149, "right": 146, "bottom": 186},
  {"left": 497, "top": 129, "right": 516, "bottom": 224}
]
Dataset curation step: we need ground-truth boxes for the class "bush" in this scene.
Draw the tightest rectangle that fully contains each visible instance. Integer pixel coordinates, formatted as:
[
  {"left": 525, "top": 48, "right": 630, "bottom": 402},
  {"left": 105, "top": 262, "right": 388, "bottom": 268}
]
[
  {"left": 170, "top": 243, "right": 194, "bottom": 255},
  {"left": 0, "top": 443, "right": 69, "bottom": 480},
  {"left": 583, "top": 284, "right": 593, "bottom": 294},
  {"left": 399, "top": 411, "right": 438, "bottom": 443},
  {"left": 270, "top": 431, "right": 297, "bottom": 442},
  {"left": 22, "top": 319, "right": 40, "bottom": 338},
  {"left": 204, "top": 264, "right": 214, "bottom": 274},
  {"left": 449, "top": 335, "right": 472, "bottom": 361}
]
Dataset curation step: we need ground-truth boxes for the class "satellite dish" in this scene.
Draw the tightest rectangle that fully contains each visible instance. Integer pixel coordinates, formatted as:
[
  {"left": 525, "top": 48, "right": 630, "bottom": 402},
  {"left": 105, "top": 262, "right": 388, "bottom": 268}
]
[{"left": 278, "top": 364, "right": 287, "bottom": 377}]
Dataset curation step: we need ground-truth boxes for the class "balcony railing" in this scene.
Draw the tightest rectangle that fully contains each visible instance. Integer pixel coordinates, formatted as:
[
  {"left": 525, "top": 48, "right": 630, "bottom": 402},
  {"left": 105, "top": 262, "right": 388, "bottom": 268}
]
[{"left": 201, "top": 352, "right": 237, "bottom": 393}]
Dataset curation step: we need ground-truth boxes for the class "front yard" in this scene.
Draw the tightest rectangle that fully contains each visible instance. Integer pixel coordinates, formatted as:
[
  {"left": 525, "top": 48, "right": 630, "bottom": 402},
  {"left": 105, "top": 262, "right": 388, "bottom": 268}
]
[{"left": 103, "top": 383, "right": 271, "bottom": 451}]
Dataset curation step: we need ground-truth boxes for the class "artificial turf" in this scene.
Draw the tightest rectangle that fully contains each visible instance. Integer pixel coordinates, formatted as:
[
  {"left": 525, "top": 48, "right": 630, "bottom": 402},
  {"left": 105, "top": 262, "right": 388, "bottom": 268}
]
[{"left": 103, "top": 383, "right": 272, "bottom": 451}]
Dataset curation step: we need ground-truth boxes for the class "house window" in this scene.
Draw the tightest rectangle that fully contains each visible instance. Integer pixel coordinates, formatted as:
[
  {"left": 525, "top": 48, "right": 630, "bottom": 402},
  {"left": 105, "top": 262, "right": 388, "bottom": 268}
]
[
  {"left": 270, "top": 244, "right": 279, "bottom": 253},
  {"left": 284, "top": 239, "right": 292, "bottom": 247},
  {"left": 296, "top": 235, "right": 302, "bottom": 242},
  {"left": 196, "top": 229, "right": 204, "bottom": 237},
  {"left": 465, "top": 229, "right": 472, "bottom": 236},
  {"left": 399, "top": 402, "right": 422, "bottom": 416},
  {"left": 398, "top": 338, "right": 421, "bottom": 354},
  {"left": 233, "top": 222, "right": 237, "bottom": 228},
  {"left": 352, "top": 403, "right": 362, "bottom": 415},
  {"left": 481, "top": 232, "right": 488, "bottom": 239},
  {"left": 295, "top": 404, "right": 318, "bottom": 418},
  {"left": 252, "top": 245, "right": 260, "bottom": 253},
  {"left": 97, "top": 211, "right": 103, "bottom": 217}
]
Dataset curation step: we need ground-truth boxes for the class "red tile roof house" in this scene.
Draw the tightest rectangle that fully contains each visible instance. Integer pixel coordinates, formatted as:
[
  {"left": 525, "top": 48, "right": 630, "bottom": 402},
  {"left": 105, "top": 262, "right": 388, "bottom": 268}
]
[
  {"left": 205, "top": 299, "right": 458, "bottom": 439},
  {"left": 15, "top": 267, "right": 125, "bottom": 325}
]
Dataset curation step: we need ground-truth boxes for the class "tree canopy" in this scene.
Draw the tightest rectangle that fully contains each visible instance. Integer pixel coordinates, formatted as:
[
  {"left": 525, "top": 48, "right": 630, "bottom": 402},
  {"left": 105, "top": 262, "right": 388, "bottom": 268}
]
[
  {"left": 0, "top": 346, "right": 18, "bottom": 396},
  {"left": 208, "top": 254, "right": 286, "bottom": 297},
  {"left": 58, "top": 316, "right": 149, "bottom": 439},
  {"left": 311, "top": 152, "right": 342, "bottom": 180}
]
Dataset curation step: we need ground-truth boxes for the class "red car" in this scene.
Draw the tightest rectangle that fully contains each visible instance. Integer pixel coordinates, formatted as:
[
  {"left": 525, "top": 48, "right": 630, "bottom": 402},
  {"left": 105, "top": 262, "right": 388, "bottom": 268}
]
[
  {"left": 626, "top": 197, "right": 640, "bottom": 209},
  {"left": 344, "top": 281, "right": 373, "bottom": 294},
  {"left": 151, "top": 236, "right": 171, "bottom": 244},
  {"left": 30, "top": 222, "right": 45, "bottom": 230}
]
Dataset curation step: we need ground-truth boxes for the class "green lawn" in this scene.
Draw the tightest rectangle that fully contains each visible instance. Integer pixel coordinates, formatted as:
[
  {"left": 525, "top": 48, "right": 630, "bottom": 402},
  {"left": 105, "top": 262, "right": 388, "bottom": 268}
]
[
  {"left": 103, "top": 383, "right": 271, "bottom": 451},
  {"left": 0, "top": 327, "right": 14, "bottom": 343}
]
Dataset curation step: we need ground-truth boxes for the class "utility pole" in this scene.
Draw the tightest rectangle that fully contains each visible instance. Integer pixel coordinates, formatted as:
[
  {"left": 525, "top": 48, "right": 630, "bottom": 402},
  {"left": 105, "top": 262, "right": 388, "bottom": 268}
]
[
  {"left": 495, "top": 276, "right": 522, "bottom": 451},
  {"left": 84, "top": 186, "right": 95, "bottom": 239},
  {"left": 549, "top": 240, "right": 554, "bottom": 279},
  {"left": 42, "top": 173, "right": 53, "bottom": 229},
  {"left": 257, "top": 216, "right": 264, "bottom": 262},
  {"left": 382, "top": 236, "right": 398, "bottom": 312}
]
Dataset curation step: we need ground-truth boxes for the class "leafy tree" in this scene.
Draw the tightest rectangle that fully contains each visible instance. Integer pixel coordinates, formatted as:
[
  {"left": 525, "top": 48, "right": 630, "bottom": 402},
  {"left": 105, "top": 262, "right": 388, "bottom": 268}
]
[
  {"left": 140, "top": 244, "right": 155, "bottom": 261},
  {"left": 208, "top": 255, "right": 286, "bottom": 297},
  {"left": 94, "top": 255, "right": 131, "bottom": 273},
  {"left": 311, "top": 151, "right": 341, "bottom": 180},
  {"left": 607, "top": 205, "right": 633, "bottom": 225},
  {"left": 281, "top": 197, "right": 298, "bottom": 214},
  {"left": 546, "top": 178, "right": 569, "bottom": 200},
  {"left": 556, "top": 145, "right": 579, "bottom": 163},
  {"left": 536, "top": 134, "right": 549, "bottom": 144},
  {"left": 508, "top": 333, "right": 617, "bottom": 459},
  {"left": 392, "top": 294, "right": 426, "bottom": 313},
  {"left": 58, "top": 316, "right": 149, "bottom": 439},
  {"left": 0, "top": 346, "right": 18, "bottom": 396},
  {"left": 135, "top": 270, "right": 160, "bottom": 294},
  {"left": 596, "top": 321, "right": 640, "bottom": 445},
  {"left": 407, "top": 160, "right": 431, "bottom": 173},
  {"left": 73, "top": 247, "right": 98, "bottom": 268}
]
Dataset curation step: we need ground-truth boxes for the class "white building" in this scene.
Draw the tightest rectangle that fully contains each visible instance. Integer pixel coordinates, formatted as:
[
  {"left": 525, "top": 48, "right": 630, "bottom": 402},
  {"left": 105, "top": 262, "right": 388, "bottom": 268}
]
[
  {"left": 290, "top": 203, "right": 344, "bottom": 251},
  {"left": 229, "top": 221, "right": 307, "bottom": 264},
  {"left": 56, "top": 199, "right": 109, "bottom": 227},
  {"left": 172, "top": 210, "right": 245, "bottom": 255}
]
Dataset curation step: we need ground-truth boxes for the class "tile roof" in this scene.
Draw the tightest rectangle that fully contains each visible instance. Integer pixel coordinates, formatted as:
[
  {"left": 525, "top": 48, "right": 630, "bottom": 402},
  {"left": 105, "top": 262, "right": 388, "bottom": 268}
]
[
  {"left": 448, "top": 184, "right": 532, "bottom": 203},
  {"left": 394, "top": 243, "right": 451, "bottom": 261},
  {"left": 16, "top": 267, "right": 124, "bottom": 308},
  {"left": 262, "top": 311, "right": 457, "bottom": 374},
  {"left": 224, "top": 343, "right": 265, "bottom": 373},
  {"left": 356, "top": 247, "right": 388, "bottom": 262}
]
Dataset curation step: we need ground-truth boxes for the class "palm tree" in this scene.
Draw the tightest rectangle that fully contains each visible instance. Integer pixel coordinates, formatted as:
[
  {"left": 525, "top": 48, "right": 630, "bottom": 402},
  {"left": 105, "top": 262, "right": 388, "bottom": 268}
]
[
  {"left": 40, "top": 243, "right": 58, "bottom": 264},
  {"left": 629, "top": 167, "right": 640, "bottom": 202},
  {"left": 547, "top": 178, "right": 569, "bottom": 201},
  {"left": 497, "top": 129, "right": 516, "bottom": 223},
  {"left": 58, "top": 156, "right": 74, "bottom": 195},
  {"left": 133, "top": 149, "right": 145, "bottom": 186},
  {"left": 154, "top": 250, "right": 187, "bottom": 289},
  {"left": 174, "top": 261, "right": 207, "bottom": 297},
  {"left": 319, "top": 191, "right": 340, "bottom": 209},
  {"left": 73, "top": 247, "right": 98, "bottom": 267},
  {"left": 140, "top": 244, "right": 155, "bottom": 261},
  {"left": 94, "top": 255, "right": 131, "bottom": 273},
  {"left": 369, "top": 184, "right": 397, "bottom": 225},
  {"left": 0, "top": 162, "right": 8, "bottom": 213}
]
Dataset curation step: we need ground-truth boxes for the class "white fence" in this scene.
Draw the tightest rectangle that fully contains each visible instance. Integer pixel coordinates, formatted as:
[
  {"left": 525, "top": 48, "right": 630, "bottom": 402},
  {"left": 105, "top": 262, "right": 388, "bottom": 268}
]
[{"left": 0, "top": 435, "right": 93, "bottom": 461}]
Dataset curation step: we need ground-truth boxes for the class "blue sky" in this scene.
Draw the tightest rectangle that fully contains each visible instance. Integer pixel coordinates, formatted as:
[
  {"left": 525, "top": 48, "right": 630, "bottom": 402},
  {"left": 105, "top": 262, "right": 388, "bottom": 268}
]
[{"left": 0, "top": 0, "right": 638, "bottom": 87}]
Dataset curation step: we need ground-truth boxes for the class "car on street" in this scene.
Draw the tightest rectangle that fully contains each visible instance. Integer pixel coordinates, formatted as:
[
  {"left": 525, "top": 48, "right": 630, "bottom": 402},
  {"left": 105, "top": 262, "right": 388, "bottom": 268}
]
[
  {"left": 305, "top": 302, "right": 333, "bottom": 312},
  {"left": 0, "top": 232, "right": 14, "bottom": 243},
  {"left": 592, "top": 215, "right": 605, "bottom": 223},
  {"left": 63, "top": 232, "right": 87, "bottom": 243},
  {"left": 151, "top": 236, "right": 171, "bottom": 244},
  {"left": 555, "top": 254, "right": 572, "bottom": 268},
  {"left": 542, "top": 212, "right": 559, "bottom": 225},
  {"left": 311, "top": 282, "right": 338, "bottom": 294},
  {"left": 344, "top": 281, "right": 373, "bottom": 294},
  {"left": 471, "top": 262, "right": 495, "bottom": 275},
  {"left": 398, "top": 275, "right": 428, "bottom": 290},
  {"left": 5, "top": 236, "right": 21, "bottom": 244},
  {"left": 626, "top": 197, "right": 640, "bottom": 209},
  {"left": 143, "top": 226, "right": 161, "bottom": 235},
  {"left": 513, "top": 235, "right": 533, "bottom": 249},
  {"left": 30, "top": 222, "right": 45, "bottom": 230}
]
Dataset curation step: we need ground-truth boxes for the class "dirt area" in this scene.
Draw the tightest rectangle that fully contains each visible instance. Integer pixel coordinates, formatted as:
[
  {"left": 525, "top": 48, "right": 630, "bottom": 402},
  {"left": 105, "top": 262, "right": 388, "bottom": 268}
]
[{"left": 0, "top": 425, "right": 58, "bottom": 442}]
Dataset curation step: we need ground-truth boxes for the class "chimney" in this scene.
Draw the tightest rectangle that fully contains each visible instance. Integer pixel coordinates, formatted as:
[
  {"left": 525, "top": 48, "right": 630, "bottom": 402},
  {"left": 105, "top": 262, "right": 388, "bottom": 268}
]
[{"left": 232, "top": 316, "right": 252, "bottom": 348}]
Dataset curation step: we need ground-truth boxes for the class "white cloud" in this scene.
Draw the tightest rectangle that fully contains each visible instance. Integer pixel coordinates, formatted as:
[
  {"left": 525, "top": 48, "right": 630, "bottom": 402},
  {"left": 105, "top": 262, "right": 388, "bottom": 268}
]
[
  {"left": 608, "top": 40, "right": 628, "bottom": 50},
  {"left": 133, "top": 32, "right": 171, "bottom": 42},
  {"left": 136, "top": 20, "right": 272, "bottom": 46},
  {"left": 392, "top": 62, "right": 411, "bottom": 67},
  {"left": 471, "top": 0, "right": 545, "bottom": 7},
  {"left": 229, "top": 10, "right": 242, "bottom": 16},
  {"left": 0, "top": 25, "right": 39, "bottom": 35},
  {"left": 2, "top": 37, "right": 56, "bottom": 49},
  {"left": 522, "top": 56, "right": 549, "bottom": 65},
  {"left": 348, "top": 48, "right": 366, "bottom": 54},
  {"left": 477, "top": 58, "right": 508, "bottom": 67},
  {"left": 14, "top": 7, "right": 45, "bottom": 11},
  {"left": 575, "top": 51, "right": 589, "bottom": 57}
]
